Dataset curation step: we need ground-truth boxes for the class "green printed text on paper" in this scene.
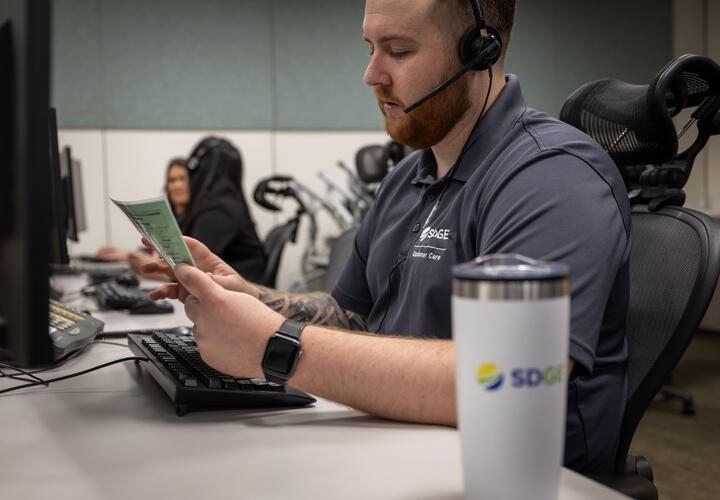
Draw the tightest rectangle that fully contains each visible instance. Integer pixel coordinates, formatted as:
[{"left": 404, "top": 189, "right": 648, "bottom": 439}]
[{"left": 111, "top": 196, "right": 195, "bottom": 269}]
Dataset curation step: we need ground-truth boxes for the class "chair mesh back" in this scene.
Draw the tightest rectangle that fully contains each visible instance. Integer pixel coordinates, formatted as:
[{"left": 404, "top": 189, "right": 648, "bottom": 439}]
[
  {"left": 682, "top": 71, "right": 712, "bottom": 106},
  {"left": 626, "top": 211, "right": 699, "bottom": 398},
  {"left": 617, "top": 206, "right": 720, "bottom": 469},
  {"left": 560, "top": 79, "right": 677, "bottom": 167},
  {"left": 560, "top": 54, "right": 720, "bottom": 168}
]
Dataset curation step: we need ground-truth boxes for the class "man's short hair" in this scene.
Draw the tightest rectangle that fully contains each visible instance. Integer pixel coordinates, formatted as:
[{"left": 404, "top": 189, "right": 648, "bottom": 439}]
[{"left": 433, "top": 0, "right": 516, "bottom": 58}]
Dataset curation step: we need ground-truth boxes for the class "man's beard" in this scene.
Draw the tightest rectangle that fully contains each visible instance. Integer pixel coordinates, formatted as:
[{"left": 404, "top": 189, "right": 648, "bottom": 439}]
[{"left": 377, "top": 70, "right": 471, "bottom": 150}]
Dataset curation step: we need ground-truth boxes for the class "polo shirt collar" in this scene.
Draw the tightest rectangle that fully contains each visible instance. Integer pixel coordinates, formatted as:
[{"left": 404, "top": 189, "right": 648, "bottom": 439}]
[{"left": 411, "top": 74, "right": 527, "bottom": 185}]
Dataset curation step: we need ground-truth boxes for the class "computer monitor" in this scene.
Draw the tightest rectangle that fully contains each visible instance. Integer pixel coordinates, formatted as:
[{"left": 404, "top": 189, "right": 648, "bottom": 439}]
[
  {"left": 49, "top": 107, "right": 70, "bottom": 264},
  {"left": 71, "top": 157, "right": 88, "bottom": 233},
  {"left": 0, "top": 0, "right": 54, "bottom": 366},
  {"left": 60, "top": 145, "right": 87, "bottom": 242}
]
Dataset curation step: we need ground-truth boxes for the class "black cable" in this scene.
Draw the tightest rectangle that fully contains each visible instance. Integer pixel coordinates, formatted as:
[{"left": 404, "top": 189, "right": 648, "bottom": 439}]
[
  {"left": 0, "top": 356, "right": 148, "bottom": 395},
  {"left": 0, "top": 346, "right": 86, "bottom": 376},
  {"left": 0, "top": 362, "right": 52, "bottom": 385},
  {"left": 0, "top": 335, "right": 135, "bottom": 379},
  {"left": 0, "top": 367, "right": 44, "bottom": 385},
  {"left": 479, "top": 65, "right": 493, "bottom": 120}
]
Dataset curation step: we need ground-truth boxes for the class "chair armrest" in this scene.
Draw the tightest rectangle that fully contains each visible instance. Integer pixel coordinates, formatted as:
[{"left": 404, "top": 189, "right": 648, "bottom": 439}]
[{"left": 584, "top": 473, "right": 658, "bottom": 500}]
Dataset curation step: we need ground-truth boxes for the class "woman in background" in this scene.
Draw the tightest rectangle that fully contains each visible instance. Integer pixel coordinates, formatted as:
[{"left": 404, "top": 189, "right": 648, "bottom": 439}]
[
  {"left": 96, "top": 158, "right": 191, "bottom": 270},
  {"left": 165, "top": 158, "right": 190, "bottom": 225},
  {"left": 181, "top": 136, "right": 266, "bottom": 283}
]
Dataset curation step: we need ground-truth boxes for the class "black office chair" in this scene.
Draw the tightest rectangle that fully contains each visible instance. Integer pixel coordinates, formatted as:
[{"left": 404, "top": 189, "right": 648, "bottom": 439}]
[
  {"left": 323, "top": 227, "right": 358, "bottom": 292},
  {"left": 560, "top": 54, "right": 720, "bottom": 499},
  {"left": 258, "top": 217, "right": 300, "bottom": 288},
  {"left": 253, "top": 176, "right": 308, "bottom": 288}
]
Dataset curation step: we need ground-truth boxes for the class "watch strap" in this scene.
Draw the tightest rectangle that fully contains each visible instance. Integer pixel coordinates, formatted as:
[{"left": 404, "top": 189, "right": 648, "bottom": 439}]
[{"left": 276, "top": 318, "right": 304, "bottom": 340}]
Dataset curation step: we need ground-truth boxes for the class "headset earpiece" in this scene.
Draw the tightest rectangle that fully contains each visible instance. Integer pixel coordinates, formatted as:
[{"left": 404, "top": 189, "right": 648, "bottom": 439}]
[
  {"left": 402, "top": 0, "right": 503, "bottom": 113},
  {"left": 188, "top": 137, "right": 227, "bottom": 172},
  {"left": 458, "top": 24, "right": 502, "bottom": 71}
]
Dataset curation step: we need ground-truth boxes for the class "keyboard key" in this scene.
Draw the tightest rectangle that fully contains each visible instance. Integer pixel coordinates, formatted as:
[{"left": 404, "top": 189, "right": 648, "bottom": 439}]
[
  {"left": 250, "top": 378, "right": 271, "bottom": 390},
  {"left": 236, "top": 379, "right": 254, "bottom": 391},
  {"left": 221, "top": 378, "right": 239, "bottom": 390}
]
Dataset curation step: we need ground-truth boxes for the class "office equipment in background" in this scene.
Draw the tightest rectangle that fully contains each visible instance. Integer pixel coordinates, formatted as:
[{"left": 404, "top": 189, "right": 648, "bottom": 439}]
[
  {"left": 0, "top": 0, "right": 55, "bottom": 366},
  {"left": 561, "top": 53, "right": 720, "bottom": 500},
  {"left": 128, "top": 330, "right": 315, "bottom": 416},
  {"left": 60, "top": 146, "right": 87, "bottom": 242},
  {"left": 48, "top": 299, "right": 104, "bottom": 359},
  {"left": 49, "top": 107, "right": 70, "bottom": 266},
  {"left": 50, "top": 116, "right": 110, "bottom": 275},
  {"left": 52, "top": 142, "right": 124, "bottom": 272},
  {"left": 94, "top": 281, "right": 173, "bottom": 314},
  {"left": 252, "top": 140, "right": 411, "bottom": 293},
  {"left": 88, "top": 269, "right": 139, "bottom": 287}
]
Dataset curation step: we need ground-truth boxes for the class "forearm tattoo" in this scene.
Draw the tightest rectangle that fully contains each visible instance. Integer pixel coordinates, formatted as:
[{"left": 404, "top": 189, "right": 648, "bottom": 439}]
[{"left": 256, "top": 286, "right": 368, "bottom": 331}]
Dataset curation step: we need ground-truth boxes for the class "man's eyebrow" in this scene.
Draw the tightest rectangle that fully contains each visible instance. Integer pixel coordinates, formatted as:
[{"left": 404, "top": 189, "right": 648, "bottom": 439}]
[{"left": 362, "top": 34, "right": 417, "bottom": 44}]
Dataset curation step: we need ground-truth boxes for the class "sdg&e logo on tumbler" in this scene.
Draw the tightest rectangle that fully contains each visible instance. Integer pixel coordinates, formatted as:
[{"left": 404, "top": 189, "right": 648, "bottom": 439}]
[
  {"left": 476, "top": 362, "right": 563, "bottom": 390},
  {"left": 476, "top": 363, "right": 504, "bottom": 391}
]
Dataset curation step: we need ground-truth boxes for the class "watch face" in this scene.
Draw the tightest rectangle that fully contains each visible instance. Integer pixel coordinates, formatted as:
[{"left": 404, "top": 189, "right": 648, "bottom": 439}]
[{"left": 263, "top": 335, "right": 301, "bottom": 375}]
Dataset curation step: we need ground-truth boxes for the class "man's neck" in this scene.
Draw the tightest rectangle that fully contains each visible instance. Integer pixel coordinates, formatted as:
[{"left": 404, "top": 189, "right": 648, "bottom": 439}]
[{"left": 431, "top": 70, "right": 506, "bottom": 179}]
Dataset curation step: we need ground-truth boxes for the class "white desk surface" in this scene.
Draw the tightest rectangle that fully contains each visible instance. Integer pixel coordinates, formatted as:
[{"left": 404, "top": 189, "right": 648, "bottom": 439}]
[{"left": 1, "top": 274, "right": 628, "bottom": 499}]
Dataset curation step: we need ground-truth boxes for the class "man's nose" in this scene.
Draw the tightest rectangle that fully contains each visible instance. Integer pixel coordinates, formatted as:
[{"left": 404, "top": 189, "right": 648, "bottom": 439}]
[{"left": 364, "top": 53, "right": 391, "bottom": 88}]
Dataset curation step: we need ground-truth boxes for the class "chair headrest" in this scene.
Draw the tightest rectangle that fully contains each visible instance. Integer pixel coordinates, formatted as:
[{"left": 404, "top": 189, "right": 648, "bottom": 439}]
[
  {"left": 355, "top": 145, "right": 388, "bottom": 184},
  {"left": 560, "top": 54, "right": 720, "bottom": 167}
]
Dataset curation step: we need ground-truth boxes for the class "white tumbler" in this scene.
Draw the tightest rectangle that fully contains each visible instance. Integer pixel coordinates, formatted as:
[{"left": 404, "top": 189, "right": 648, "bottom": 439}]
[{"left": 452, "top": 254, "right": 570, "bottom": 500}]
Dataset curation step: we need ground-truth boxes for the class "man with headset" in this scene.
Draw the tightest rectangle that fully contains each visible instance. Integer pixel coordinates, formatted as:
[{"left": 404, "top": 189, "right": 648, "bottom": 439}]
[{"left": 146, "top": 0, "right": 630, "bottom": 474}]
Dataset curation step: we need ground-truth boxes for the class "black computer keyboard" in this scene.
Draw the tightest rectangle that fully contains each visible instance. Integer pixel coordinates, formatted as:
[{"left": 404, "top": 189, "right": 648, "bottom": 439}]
[
  {"left": 89, "top": 269, "right": 139, "bottom": 287},
  {"left": 94, "top": 282, "right": 173, "bottom": 314},
  {"left": 128, "top": 330, "right": 316, "bottom": 416},
  {"left": 49, "top": 299, "right": 105, "bottom": 359}
]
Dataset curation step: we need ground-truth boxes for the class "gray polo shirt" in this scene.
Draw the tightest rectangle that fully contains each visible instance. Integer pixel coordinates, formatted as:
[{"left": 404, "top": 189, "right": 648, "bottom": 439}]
[{"left": 332, "top": 75, "right": 631, "bottom": 473}]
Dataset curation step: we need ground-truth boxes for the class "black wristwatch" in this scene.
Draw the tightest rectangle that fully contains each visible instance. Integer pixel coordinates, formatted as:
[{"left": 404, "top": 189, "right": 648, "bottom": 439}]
[{"left": 261, "top": 319, "right": 305, "bottom": 384}]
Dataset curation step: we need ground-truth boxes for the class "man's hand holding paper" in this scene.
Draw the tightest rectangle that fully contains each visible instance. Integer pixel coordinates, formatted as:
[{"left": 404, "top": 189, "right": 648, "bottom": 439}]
[{"left": 141, "top": 236, "right": 259, "bottom": 303}]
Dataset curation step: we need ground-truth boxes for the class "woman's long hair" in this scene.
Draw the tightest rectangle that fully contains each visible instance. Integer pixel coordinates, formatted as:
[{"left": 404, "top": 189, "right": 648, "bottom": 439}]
[{"left": 181, "top": 137, "right": 247, "bottom": 233}]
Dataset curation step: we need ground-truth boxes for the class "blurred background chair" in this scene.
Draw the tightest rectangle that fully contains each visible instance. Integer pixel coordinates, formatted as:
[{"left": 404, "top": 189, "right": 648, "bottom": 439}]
[
  {"left": 560, "top": 53, "right": 720, "bottom": 499},
  {"left": 322, "top": 227, "right": 358, "bottom": 292},
  {"left": 253, "top": 176, "right": 306, "bottom": 288},
  {"left": 259, "top": 216, "right": 301, "bottom": 289},
  {"left": 251, "top": 140, "right": 412, "bottom": 292}
]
